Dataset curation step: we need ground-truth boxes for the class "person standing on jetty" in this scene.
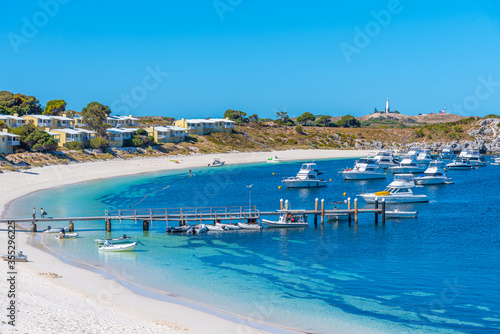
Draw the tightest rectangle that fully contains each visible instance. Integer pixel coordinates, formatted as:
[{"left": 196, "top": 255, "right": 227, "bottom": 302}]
[
  {"left": 32, "top": 207, "right": 36, "bottom": 219},
  {"left": 41, "top": 208, "right": 47, "bottom": 218}
]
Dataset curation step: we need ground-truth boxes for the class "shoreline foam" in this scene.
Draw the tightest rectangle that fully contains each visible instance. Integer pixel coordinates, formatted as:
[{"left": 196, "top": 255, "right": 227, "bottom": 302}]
[{"left": 0, "top": 149, "right": 371, "bottom": 333}]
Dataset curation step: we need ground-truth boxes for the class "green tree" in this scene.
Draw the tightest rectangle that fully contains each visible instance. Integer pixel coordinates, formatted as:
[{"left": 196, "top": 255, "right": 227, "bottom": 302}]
[
  {"left": 223, "top": 109, "right": 247, "bottom": 122},
  {"left": 296, "top": 112, "right": 316, "bottom": 125},
  {"left": 25, "top": 130, "right": 58, "bottom": 152},
  {"left": 0, "top": 91, "right": 43, "bottom": 115},
  {"left": 67, "top": 141, "right": 84, "bottom": 150},
  {"left": 276, "top": 111, "right": 289, "bottom": 122},
  {"left": 82, "top": 102, "right": 111, "bottom": 137},
  {"left": 249, "top": 114, "right": 259, "bottom": 123},
  {"left": 336, "top": 115, "right": 360, "bottom": 128},
  {"left": 295, "top": 125, "right": 303, "bottom": 134},
  {"left": 0, "top": 120, "right": 6, "bottom": 129},
  {"left": 90, "top": 137, "right": 108, "bottom": 149},
  {"left": 44, "top": 99, "right": 67, "bottom": 115},
  {"left": 316, "top": 115, "right": 332, "bottom": 127},
  {"left": 11, "top": 123, "right": 36, "bottom": 141}
]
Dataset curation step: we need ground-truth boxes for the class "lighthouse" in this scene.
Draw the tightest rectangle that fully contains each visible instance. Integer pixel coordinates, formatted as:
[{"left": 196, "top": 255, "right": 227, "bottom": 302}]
[{"left": 385, "top": 98, "right": 390, "bottom": 113}]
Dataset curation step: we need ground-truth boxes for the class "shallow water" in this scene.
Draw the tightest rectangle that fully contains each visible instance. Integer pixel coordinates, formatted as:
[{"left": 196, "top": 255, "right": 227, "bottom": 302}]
[{"left": 9, "top": 158, "right": 500, "bottom": 333}]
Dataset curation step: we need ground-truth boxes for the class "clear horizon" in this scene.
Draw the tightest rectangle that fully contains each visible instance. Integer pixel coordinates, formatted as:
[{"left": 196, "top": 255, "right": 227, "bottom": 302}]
[{"left": 1, "top": 1, "right": 500, "bottom": 119}]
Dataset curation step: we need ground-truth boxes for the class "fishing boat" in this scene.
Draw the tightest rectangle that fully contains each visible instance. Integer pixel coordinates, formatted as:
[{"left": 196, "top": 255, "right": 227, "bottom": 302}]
[
  {"left": 95, "top": 235, "right": 132, "bottom": 243},
  {"left": 372, "top": 150, "right": 398, "bottom": 168},
  {"left": 55, "top": 233, "right": 79, "bottom": 239},
  {"left": 189, "top": 224, "right": 208, "bottom": 234},
  {"left": 1, "top": 251, "right": 28, "bottom": 262},
  {"left": 341, "top": 158, "right": 387, "bottom": 180},
  {"left": 267, "top": 156, "right": 283, "bottom": 163},
  {"left": 98, "top": 242, "right": 137, "bottom": 252},
  {"left": 262, "top": 213, "right": 308, "bottom": 228},
  {"left": 415, "top": 161, "right": 453, "bottom": 185},
  {"left": 166, "top": 226, "right": 191, "bottom": 233},
  {"left": 237, "top": 222, "right": 263, "bottom": 230},
  {"left": 446, "top": 158, "right": 473, "bottom": 170},
  {"left": 43, "top": 226, "right": 69, "bottom": 234},
  {"left": 208, "top": 158, "right": 225, "bottom": 167},
  {"left": 439, "top": 146, "right": 456, "bottom": 161},
  {"left": 215, "top": 222, "right": 241, "bottom": 230},
  {"left": 206, "top": 224, "right": 228, "bottom": 231},
  {"left": 417, "top": 149, "right": 433, "bottom": 165},
  {"left": 357, "top": 174, "right": 429, "bottom": 203},
  {"left": 283, "top": 162, "right": 327, "bottom": 188},
  {"left": 385, "top": 209, "right": 418, "bottom": 219},
  {"left": 389, "top": 155, "right": 427, "bottom": 174}
]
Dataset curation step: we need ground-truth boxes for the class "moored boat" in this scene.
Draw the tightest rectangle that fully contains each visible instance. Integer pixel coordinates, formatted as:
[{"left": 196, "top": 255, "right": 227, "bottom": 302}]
[
  {"left": 283, "top": 162, "right": 326, "bottom": 188},
  {"left": 98, "top": 242, "right": 137, "bottom": 252},
  {"left": 262, "top": 213, "right": 308, "bottom": 228},
  {"left": 446, "top": 159, "right": 473, "bottom": 170},
  {"left": 1, "top": 251, "right": 28, "bottom": 262},
  {"left": 415, "top": 161, "right": 453, "bottom": 185},
  {"left": 267, "top": 156, "right": 283, "bottom": 163},
  {"left": 55, "top": 233, "right": 79, "bottom": 239},
  {"left": 208, "top": 158, "right": 225, "bottom": 167},
  {"left": 206, "top": 224, "right": 228, "bottom": 231},
  {"left": 357, "top": 174, "right": 428, "bottom": 203},
  {"left": 389, "top": 155, "right": 427, "bottom": 174},
  {"left": 237, "top": 222, "right": 263, "bottom": 230},
  {"left": 189, "top": 224, "right": 208, "bottom": 234},
  {"left": 417, "top": 149, "right": 433, "bottom": 165},
  {"left": 215, "top": 222, "right": 241, "bottom": 230},
  {"left": 43, "top": 226, "right": 69, "bottom": 233},
  {"left": 372, "top": 150, "right": 398, "bottom": 169},
  {"left": 439, "top": 146, "right": 456, "bottom": 161},
  {"left": 341, "top": 158, "right": 386, "bottom": 180},
  {"left": 94, "top": 235, "right": 132, "bottom": 244}
]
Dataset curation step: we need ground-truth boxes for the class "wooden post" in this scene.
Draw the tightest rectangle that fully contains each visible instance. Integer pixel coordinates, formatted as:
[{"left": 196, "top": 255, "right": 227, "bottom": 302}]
[
  {"left": 165, "top": 209, "right": 168, "bottom": 229},
  {"left": 315, "top": 198, "right": 319, "bottom": 211},
  {"left": 106, "top": 219, "right": 111, "bottom": 232},
  {"left": 69, "top": 220, "right": 74, "bottom": 232},
  {"left": 347, "top": 197, "right": 351, "bottom": 210},
  {"left": 118, "top": 209, "right": 121, "bottom": 224},
  {"left": 134, "top": 210, "right": 137, "bottom": 224},
  {"left": 354, "top": 198, "right": 358, "bottom": 225},
  {"left": 149, "top": 209, "right": 153, "bottom": 228},
  {"left": 374, "top": 198, "right": 379, "bottom": 225},
  {"left": 30, "top": 221, "right": 37, "bottom": 233},
  {"left": 280, "top": 198, "right": 284, "bottom": 211},
  {"left": 143, "top": 220, "right": 149, "bottom": 231},
  {"left": 381, "top": 199, "right": 386, "bottom": 225},
  {"left": 285, "top": 199, "right": 289, "bottom": 210},
  {"left": 314, "top": 214, "right": 318, "bottom": 227},
  {"left": 321, "top": 199, "right": 325, "bottom": 225}
]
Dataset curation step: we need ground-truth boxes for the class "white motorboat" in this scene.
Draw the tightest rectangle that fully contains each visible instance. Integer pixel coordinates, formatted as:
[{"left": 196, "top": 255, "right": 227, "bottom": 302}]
[
  {"left": 283, "top": 163, "right": 327, "bottom": 188},
  {"left": 262, "top": 213, "right": 308, "bottom": 228},
  {"left": 208, "top": 158, "right": 225, "bottom": 167},
  {"left": 458, "top": 148, "right": 472, "bottom": 158},
  {"left": 389, "top": 155, "right": 427, "bottom": 174},
  {"left": 372, "top": 150, "right": 398, "bottom": 168},
  {"left": 215, "top": 222, "right": 241, "bottom": 230},
  {"left": 55, "top": 233, "right": 79, "bottom": 239},
  {"left": 237, "top": 222, "right": 263, "bottom": 230},
  {"left": 1, "top": 251, "right": 28, "bottom": 262},
  {"left": 457, "top": 149, "right": 485, "bottom": 166},
  {"left": 95, "top": 235, "right": 132, "bottom": 244},
  {"left": 417, "top": 149, "right": 433, "bottom": 165},
  {"left": 439, "top": 146, "right": 456, "bottom": 161},
  {"left": 206, "top": 224, "right": 228, "bottom": 231},
  {"left": 98, "top": 242, "right": 137, "bottom": 252},
  {"left": 415, "top": 161, "right": 453, "bottom": 185},
  {"left": 166, "top": 226, "right": 191, "bottom": 233},
  {"left": 43, "top": 226, "right": 69, "bottom": 234},
  {"left": 407, "top": 146, "right": 423, "bottom": 156},
  {"left": 189, "top": 224, "right": 208, "bottom": 234},
  {"left": 341, "top": 158, "right": 387, "bottom": 180},
  {"left": 267, "top": 156, "right": 283, "bottom": 163},
  {"left": 357, "top": 174, "right": 429, "bottom": 203},
  {"left": 446, "top": 159, "right": 473, "bottom": 170},
  {"left": 385, "top": 209, "right": 418, "bottom": 219}
]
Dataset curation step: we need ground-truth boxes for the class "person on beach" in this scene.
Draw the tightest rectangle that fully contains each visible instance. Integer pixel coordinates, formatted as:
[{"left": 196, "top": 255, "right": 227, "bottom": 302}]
[
  {"left": 41, "top": 208, "right": 47, "bottom": 218},
  {"left": 33, "top": 207, "right": 36, "bottom": 219}
]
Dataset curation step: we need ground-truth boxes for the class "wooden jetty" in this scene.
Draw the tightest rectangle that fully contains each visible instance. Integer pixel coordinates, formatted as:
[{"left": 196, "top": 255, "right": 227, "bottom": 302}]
[{"left": 0, "top": 197, "right": 386, "bottom": 232}]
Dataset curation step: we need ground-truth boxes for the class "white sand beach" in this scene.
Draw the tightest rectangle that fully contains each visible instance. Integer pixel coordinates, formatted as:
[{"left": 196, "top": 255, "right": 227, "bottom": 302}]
[{"left": 0, "top": 149, "right": 371, "bottom": 334}]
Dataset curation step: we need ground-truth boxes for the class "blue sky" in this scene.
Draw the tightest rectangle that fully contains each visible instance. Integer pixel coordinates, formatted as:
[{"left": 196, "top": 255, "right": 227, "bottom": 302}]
[{"left": 1, "top": 0, "right": 500, "bottom": 119}]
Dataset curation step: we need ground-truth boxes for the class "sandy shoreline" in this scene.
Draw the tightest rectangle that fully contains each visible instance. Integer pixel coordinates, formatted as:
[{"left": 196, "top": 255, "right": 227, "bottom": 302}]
[{"left": 0, "top": 149, "right": 371, "bottom": 333}]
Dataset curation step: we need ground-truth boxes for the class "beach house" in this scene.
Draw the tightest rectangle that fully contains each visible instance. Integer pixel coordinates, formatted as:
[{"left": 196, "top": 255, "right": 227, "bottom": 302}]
[
  {"left": 0, "top": 114, "right": 26, "bottom": 128},
  {"left": 174, "top": 118, "right": 235, "bottom": 135},
  {"left": 23, "top": 114, "right": 75, "bottom": 129},
  {"left": 106, "top": 115, "right": 140, "bottom": 128},
  {"left": 146, "top": 126, "right": 186, "bottom": 143},
  {"left": 46, "top": 128, "right": 97, "bottom": 147},
  {"left": 0, "top": 129, "right": 20, "bottom": 154},
  {"left": 106, "top": 128, "right": 139, "bottom": 147}
]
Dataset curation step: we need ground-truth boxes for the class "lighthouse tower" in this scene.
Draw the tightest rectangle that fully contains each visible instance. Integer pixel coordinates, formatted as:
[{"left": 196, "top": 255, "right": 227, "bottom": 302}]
[{"left": 385, "top": 98, "right": 390, "bottom": 113}]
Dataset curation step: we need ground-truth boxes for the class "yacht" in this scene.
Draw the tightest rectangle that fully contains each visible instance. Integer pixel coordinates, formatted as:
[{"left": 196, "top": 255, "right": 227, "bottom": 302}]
[
  {"left": 372, "top": 150, "right": 398, "bottom": 168},
  {"left": 458, "top": 148, "right": 472, "bottom": 158},
  {"left": 407, "top": 146, "right": 423, "bottom": 156},
  {"left": 283, "top": 163, "right": 327, "bottom": 188},
  {"left": 341, "top": 158, "right": 387, "bottom": 180},
  {"left": 446, "top": 158, "right": 473, "bottom": 170},
  {"left": 358, "top": 174, "right": 429, "bottom": 203},
  {"left": 439, "top": 146, "right": 456, "bottom": 161},
  {"left": 388, "top": 155, "right": 426, "bottom": 174},
  {"left": 417, "top": 149, "right": 433, "bottom": 165},
  {"left": 415, "top": 161, "right": 453, "bottom": 185}
]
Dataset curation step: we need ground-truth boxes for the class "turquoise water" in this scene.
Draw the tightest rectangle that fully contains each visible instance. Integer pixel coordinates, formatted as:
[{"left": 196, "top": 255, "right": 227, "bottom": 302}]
[{"left": 8, "top": 159, "right": 500, "bottom": 333}]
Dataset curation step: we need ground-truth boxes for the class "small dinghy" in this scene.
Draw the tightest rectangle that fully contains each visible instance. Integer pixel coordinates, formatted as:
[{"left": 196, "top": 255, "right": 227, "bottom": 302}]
[
  {"left": 98, "top": 242, "right": 137, "bottom": 252},
  {"left": 206, "top": 224, "right": 228, "bottom": 231},
  {"left": 2, "top": 251, "right": 28, "bottom": 262},
  {"left": 166, "top": 226, "right": 191, "bottom": 233},
  {"left": 237, "top": 222, "right": 263, "bottom": 230},
  {"left": 189, "top": 224, "right": 208, "bottom": 234},
  {"left": 43, "top": 226, "right": 69, "bottom": 234},
  {"left": 208, "top": 158, "right": 225, "bottom": 167},
  {"left": 55, "top": 233, "right": 79, "bottom": 239},
  {"left": 215, "top": 222, "right": 241, "bottom": 230},
  {"left": 94, "top": 235, "right": 132, "bottom": 244}
]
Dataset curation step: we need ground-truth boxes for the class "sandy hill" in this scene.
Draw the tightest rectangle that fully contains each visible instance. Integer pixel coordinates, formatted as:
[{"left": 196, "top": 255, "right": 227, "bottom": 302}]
[{"left": 358, "top": 112, "right": 464, "bottom": 124}]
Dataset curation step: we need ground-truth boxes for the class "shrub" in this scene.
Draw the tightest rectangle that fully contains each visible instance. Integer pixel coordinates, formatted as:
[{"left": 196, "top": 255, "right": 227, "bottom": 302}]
[
  {"left": 414, "top": 129, "right": 425, "bottom": 138},
  {"left": 67, "top": 141, "right": 84, "bottom": 150},
  {"left": 295, "top": 125, "right": 303, "bottom": 134},
  {"left": 90, "top": 137, "right": 108, "bottom": 149}
]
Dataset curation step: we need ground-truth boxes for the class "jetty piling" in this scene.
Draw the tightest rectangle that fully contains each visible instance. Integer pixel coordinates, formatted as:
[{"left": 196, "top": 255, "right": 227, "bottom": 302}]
[
  {"left": 321, "top": 199, "right": 325, "bottom": 225},
  {"left": 354, "top": 198, "right": 358, "bottom": 225},
  {"left": 69, "top": 220, "right": 74, "bottom": 232},
  {"left": 106, "top": 219, "right": 111, "bottom": 232},
  {"left": 143, "top": 220, "right": 149, "bottom": 231},
  {"left": 30, "top": 221, "right": 36, "bottom": 232},
  {"left": 381, "top": 199, "right": 386, "bottom": 225},
  {"left": 374, "top": 199, "right": 379, "bottom": 225}
]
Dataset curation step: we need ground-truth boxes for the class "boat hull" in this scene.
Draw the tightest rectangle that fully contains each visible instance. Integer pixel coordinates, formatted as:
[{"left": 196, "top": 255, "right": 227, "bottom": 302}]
[
  {"left": 385, "top": 211, "right": 418, "bottom": 218},
  {"left": 284, "top": 180, "right": 327, "bottom": 188},
  {"left": 341, "top": 171, "right": 386, "bottom": 180},
  {"left": 237, "top": 223, "right": 262, "bottom": 230},
  {"left": 98, "top": 242, "right": 137, "bottom": 252},
  {"left": 216, "top": 223, "right": 241, "bottom": 230},
  {"left": 389, "top": 167, "right": 426, "bottom": 174},
  {"left": 358, "top": 194, "right": 428, "bottom": 203},
  {"left": 262, "top": 219, "right": 308, "bottom": 228},
  {"left": 415, "top": 177, "right": 452, "bottom": 185}
]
